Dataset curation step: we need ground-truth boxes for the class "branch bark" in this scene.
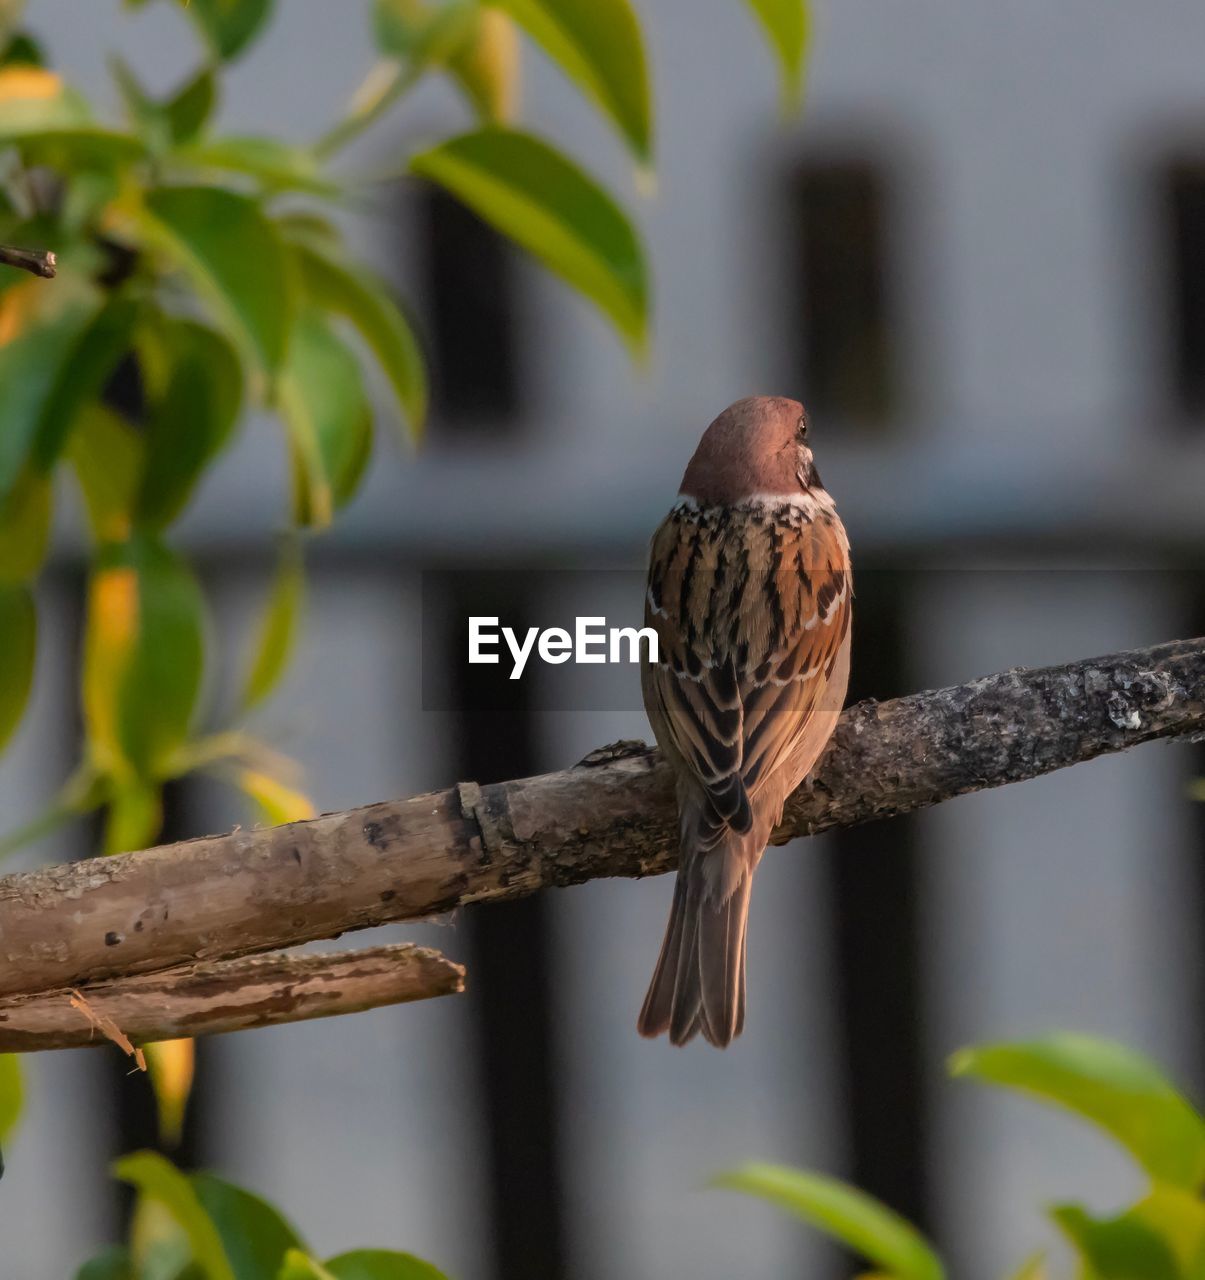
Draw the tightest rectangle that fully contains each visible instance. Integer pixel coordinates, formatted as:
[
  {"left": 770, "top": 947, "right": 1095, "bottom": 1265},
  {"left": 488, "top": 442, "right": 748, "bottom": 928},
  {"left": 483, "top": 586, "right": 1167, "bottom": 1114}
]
[
  {"left": 0, "top": 637, "right": 1200, "bottom": 1006},
  {"left": 0, "top": 943, "right": 465, "bottom": 1052},
  {"left": 0, "top": 244, "right": 56, "bottom": 278}
]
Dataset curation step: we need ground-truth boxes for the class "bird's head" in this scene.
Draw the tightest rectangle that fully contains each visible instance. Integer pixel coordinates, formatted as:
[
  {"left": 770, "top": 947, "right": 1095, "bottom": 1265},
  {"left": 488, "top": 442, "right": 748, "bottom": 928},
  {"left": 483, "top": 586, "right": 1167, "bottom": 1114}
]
[{"left": 679, "top": 395, "right": 821, "bottom": 506}]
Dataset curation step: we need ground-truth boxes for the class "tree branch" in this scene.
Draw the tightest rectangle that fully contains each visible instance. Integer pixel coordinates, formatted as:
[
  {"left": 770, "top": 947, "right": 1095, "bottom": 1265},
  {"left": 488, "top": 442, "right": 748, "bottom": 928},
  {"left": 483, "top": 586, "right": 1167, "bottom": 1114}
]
[
  {"left": 0, "top": 943, "right": 465, "bottom": 1052},
  {"left": 0, "top": 244, "right": 56, "bottom": 278},
  {"left": 0, "top": 637, "right": 1200, "bottom": 1006}
]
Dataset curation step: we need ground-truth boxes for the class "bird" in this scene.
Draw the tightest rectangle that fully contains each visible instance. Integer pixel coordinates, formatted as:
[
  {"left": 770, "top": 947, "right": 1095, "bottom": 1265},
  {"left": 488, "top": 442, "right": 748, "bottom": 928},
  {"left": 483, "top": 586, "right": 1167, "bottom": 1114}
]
[{"left": 637, "top": 395, "right": 852, "bottom": 1047}]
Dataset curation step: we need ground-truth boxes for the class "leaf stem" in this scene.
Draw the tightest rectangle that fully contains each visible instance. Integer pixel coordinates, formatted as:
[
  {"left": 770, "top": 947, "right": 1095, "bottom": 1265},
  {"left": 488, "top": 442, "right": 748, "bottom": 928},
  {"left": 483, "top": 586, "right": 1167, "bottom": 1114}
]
[{"left": 314, "top": 59, "right": 422, "bottom": 161}]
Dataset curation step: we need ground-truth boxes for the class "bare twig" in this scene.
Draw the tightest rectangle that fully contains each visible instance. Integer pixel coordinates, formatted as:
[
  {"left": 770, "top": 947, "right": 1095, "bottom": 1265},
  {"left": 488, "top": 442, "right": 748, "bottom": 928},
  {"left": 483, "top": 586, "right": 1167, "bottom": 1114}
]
[
  {"left": 0, "top": 244, "right": 56, "bottom": 279},
  {"left": 68, "top": 988, "right": 147, "bottom": 1068},
  {"left": 0, "top": 637, "right": 1200, "bottom": 1005},
  {"left": 0, "top": 944, "right": 466, "bottom": 1052}
]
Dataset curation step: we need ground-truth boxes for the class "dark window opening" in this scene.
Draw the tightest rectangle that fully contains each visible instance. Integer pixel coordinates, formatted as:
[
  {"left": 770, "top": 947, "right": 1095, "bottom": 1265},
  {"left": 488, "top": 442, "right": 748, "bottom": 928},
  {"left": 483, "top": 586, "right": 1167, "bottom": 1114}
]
[
  {"left": 784, "top": 160, "right": 897, "bottom": 430},
  {"left": 437, "top": 570, "right": 569, "bottom": 1280},
  {"left": 103, "top": 778, "right": 222, "bottom": 1233},
  {"left": 1162, "top": 161, "right": 1205, "bottom": 418},
  {"left": 416, "top": 188, "right": 523, "bottom": 432},
  {"left": 819, "top": 572, "right": 932, "bottom": 1262}
]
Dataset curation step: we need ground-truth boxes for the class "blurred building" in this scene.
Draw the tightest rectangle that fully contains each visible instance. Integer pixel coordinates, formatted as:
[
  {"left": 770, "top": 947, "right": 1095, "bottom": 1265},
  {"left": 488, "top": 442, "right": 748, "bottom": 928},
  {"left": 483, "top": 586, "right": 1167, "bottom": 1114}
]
[{"left": 3, "top": 1, "right": 1205, "bottom": 1277}]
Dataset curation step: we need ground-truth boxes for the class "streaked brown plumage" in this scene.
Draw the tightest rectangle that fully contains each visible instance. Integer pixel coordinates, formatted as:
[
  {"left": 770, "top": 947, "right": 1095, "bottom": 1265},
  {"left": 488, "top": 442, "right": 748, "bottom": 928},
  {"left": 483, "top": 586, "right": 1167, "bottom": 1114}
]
[{"left": 638, "top": 395, "right": 852, "bottom": 1047}]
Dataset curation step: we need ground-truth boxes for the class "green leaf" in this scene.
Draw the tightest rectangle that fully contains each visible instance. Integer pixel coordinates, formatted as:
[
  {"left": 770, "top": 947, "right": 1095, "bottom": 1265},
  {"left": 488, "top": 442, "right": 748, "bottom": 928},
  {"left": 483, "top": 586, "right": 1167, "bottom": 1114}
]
[
  {"left": 164, "top": 68, "right": 216, "bottom": 143},
  {"left": 0, "top": 66, "right": 145, "bottom": 162},
  {"left": 102, "top": 776, "right": 162, "bottom": 855},
  {"left": 1052, "top": 1204, "right": 1180, "bottom": 1280},
  {"left": 0, "top": 65, "right": 90, "bottom": 132},
  {"left": 136, "top": 320, "right": 243, "bottom": 528},
  {"left": 273, "top": 211, "right": 343, "bottom": 255},
  {"left": 485, "top": 0, "right": 650, "bottom": 159},
  {"left": 0, "top": 467, "right": 52, "bottom": 582},
  {"left": 69, "top": 404, "right": 144, "bottom": 544},
  {"left": 0, "top": 300, "right": 96, "bottom": 503},
  {"left": 410, "top": 127, "right": 647, "bottom": 352},
  {"left": 31, "top": 295, "right": 140, "bottom": 471},
  {"left": 114, "top": 1151, "right": 236, "bottom": 1280},
  {"left": 145, "top": 186, "right": 294, "bottom": 374},
  {"left": 373, "top": 0, "right": 479, "bottom": 69},
  {"left": 241, "top": 538, "right": 304, "bottom": 709},
  {"left": 0, "top": 1053, "right": 22, "bottom": 1143},
  {"left": 75, "top": 1248, "right": 137, "bottom": 1280},
  {"left": 714, "top": 1163, "right": 944, "bottom": 1280},
  {"left": 324, "top": 1251, "right": 451, "bottom": 1280},
  {"left": 22, "top": 127, "right": 146, "bottom": 166},
  {"left": 82, "top": 532, "right": 206, "bottom": 780},
  {"left": 1, "top": 33, "right": 47, "bottom": 68},
  {"left": 350, "top": 1, "right": 519, "bottom": 145},
  {"left": 186, "top": 0, "right": 275, "bottom": 61},
  {"left": 276, "top": 310, "right": 373, "bottom": 527},
  {"left": 741, "top": 0, "right": 810, "bottom": 104},
  {"left": 174, "top": 137, "right": 337, "bottom": 196},
  {"left": 1129, "top": 1186, "right": 1205, "bottom": 1278},
  {"left": 287, "top": 236, "right": 426, "bottom": 437},
  {"left": 0, "top": 584, "right": 35, "bottom": 752},
  {"left": 192, "top": 1171, "right": 306, "bottom": 1280},
  {"left": 113, "top": 59, "right": 215, "bottom": 149},
  {"left": 951, "top": 1034, "right": 1205, "bottom": 1191},
  {"left": 62, "top": 166, "right": 121, "bottom": 236},
  {"left": 279, "top": 1252, "right": 333, "bottom": 1280},
  {"left": 129, "top": 1190, "right": 201, "bottom": 1280},
  {"left": 112, "top": 60, "right": 215, "bottom": 149},
  {"left": 448, "top": 9, "right": 519, "bottom": 122},
  {"left": 374, "top": 0, "right": 519, "bottom": 123}
]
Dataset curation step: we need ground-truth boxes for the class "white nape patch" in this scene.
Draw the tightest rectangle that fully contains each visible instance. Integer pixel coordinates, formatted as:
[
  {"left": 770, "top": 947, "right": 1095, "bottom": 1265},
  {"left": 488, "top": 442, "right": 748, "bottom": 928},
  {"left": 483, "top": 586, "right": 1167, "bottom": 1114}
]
[
  {"left": 674, "top": 490, "right": 835, "bottom": 517},
  {"left": 744, "top": 490, "right": 836, "bottom": 515}
]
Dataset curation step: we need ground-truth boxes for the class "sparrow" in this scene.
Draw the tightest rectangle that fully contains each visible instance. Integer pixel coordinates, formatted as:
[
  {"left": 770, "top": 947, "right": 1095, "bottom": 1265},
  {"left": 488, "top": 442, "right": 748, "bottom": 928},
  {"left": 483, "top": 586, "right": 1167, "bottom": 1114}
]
[{"left": 637, "top": 395, "right": 852, "bottom": 1047}]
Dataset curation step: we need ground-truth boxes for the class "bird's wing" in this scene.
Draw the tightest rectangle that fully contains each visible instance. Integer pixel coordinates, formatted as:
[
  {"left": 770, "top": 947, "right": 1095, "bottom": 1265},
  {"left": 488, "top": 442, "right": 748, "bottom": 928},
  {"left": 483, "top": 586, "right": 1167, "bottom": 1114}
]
[{"left": 644, "top": 506, "right": 851, "bottom": 846}]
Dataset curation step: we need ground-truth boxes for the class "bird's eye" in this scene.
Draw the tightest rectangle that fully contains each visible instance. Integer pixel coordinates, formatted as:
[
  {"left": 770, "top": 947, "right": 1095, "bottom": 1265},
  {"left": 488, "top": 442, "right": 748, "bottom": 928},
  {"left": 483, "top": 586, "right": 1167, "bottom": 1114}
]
[{"left": 796, "top": 414, "right": 809, "bottom": 441}]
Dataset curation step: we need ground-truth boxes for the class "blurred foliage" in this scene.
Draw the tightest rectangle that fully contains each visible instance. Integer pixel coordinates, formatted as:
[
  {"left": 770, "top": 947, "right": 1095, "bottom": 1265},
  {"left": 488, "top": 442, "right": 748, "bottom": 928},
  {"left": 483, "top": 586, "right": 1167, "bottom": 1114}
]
[
  {"left": 720, "top": 1032, "right": 1205, "bottom": 1280},
  {"left": 0, "top": 0, "right": 811, "bottom": 1203},
  {"left": 715, "top": 1163, "right": 944, "bottom": 1280},
  {"left": 73, "top": 1150, "right": 451, "bottom": 1279},
  {"left": 0, "top": 0, "right": 809, "bottom": 854},
  {"left": 0, "top": 1051, "right": 21, "bottom": 1143},
  {"left": 55, "top": 1030, "right": 1205, "bottom": 1277}
]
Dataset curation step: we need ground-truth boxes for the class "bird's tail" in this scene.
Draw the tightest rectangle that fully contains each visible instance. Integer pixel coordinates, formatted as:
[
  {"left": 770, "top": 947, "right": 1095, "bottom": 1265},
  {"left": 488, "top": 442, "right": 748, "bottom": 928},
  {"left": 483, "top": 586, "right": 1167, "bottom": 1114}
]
[{"left": 637, "top": 850, "right": 756, "bottom": 1048}]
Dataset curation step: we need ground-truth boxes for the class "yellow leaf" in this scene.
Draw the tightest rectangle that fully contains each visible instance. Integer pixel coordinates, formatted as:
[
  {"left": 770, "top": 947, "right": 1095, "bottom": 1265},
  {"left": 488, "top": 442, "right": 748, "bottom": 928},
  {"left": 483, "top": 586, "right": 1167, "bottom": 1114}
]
[
  {"left": 452, "top": 9, "right": 521, "bottom": 121},
  {"left": 239, "top": 768, "right": 315, "bottom": 826},
  {"left": 0, "top": 66, "right": 62, "bottom": 103},
  {"left": 82, "top": 534, "right": 207, "bottom": 782},
  {"left": 0, "top": 279, "right": 45, "bottom": 344},
  {"left": 145, "top": 1038, "right": 195, "bottom": 1149},
  {"left": 83, "top": 563, "right": 139, "bottom": 776}
]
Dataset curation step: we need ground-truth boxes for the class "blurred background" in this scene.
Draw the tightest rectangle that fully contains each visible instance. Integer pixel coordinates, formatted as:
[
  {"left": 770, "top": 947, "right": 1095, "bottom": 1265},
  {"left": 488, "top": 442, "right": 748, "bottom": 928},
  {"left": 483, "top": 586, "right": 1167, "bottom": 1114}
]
[{"left": 3, "top": 0, "right": 1205, "bottom": 1276}]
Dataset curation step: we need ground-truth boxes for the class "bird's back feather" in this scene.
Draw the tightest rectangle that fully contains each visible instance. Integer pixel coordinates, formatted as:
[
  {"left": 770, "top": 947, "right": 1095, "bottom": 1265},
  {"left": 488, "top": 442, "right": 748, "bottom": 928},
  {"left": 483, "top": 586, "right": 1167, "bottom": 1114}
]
[{"left": 639, "top": 494, "right": 852, "bottom": 1047}]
